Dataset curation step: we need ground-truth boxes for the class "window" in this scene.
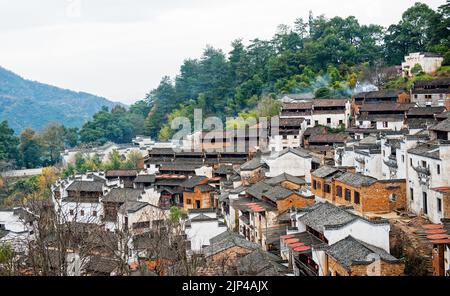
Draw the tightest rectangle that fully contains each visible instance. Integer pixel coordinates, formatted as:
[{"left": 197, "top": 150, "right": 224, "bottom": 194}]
[
  {"left": 421, "top": 160, "right": 427, "bottom": 168},
  {"left": 92, "top": 211, "right": 98, "bottom": 217},
  {"left": 80, "top": 210, "right": 85, "bottom": 217},
  {"left": 354, "top": 191, "right": 360, "bottom": 204},
  {"left": 437, "top": 198, "right": 442, "bottom": 213},
  {"left": 383, "top": 122, "right": 388, "bottom": 128},
  {"left": 69, "top": 210, "right": 74, "bottom": 216},
  {"left": 314, "top": 120, "right": 319, "bottom": 126},
  {"left": 402, "top": 155, "right": 405, "bottom": 163},
  {"left": 0, "top": 224, "right": 5, "bottom": 230},
  {"left": 410, "top": 188, "right": 414, "bottom": 201},
  {"left": 437, "top": 164, "right": 441, "bottom": 175},
  {"left": 410, "top": 158, "right": 413, "bottom": 166},
  {"left": 306, "top": 119, "right": 311, "bottom": 125},
  {"left": 324, "top": 184, "right": 331, "bottom": 193},
  {"left": 336, "top": 186, "right": 343, "bottom": 197},
  {"left": 317, "top": 181, "right": 322, "bottom": 190},
  {"left": 423, "top": 192, "right": 428, "bottom": 215},
  {"left": 313, "top": 180, "right": 317, "bottom": 190},
  {"left": 339, "top": 120, "right": 343, "bottom": 126},
  {"left": 345, "top": 189, "right": 351, "bottom": 201},
  {"left": 327, "top": 118, "right": 331, "bottom": 124},
  {"left": 414, "top": 94, "right": 418, "bottom": 99},
  {"left": 187, "top": 199, "right": 192, "bottom": 205}
]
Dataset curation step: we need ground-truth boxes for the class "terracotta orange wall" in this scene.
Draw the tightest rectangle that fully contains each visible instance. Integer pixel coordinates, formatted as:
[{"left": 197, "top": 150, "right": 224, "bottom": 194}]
[
  {"left": 333, "top": 180, "right": 406, "bottom": 214},
  {"left": 183, "top": 188, "right": 212, "bottom": 209},
  {"left": 311, "top": 176, "right": 334, "bottom": 202},
  {"left": 276, "top": 194, "right": 315, "bottom": 213}
]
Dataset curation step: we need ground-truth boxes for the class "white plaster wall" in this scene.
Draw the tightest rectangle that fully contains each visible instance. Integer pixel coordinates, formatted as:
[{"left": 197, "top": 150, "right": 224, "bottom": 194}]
[
  {"left": 265, "top": 152, "right": 312, "bottom": 183},
  {"left": 186, "top": 220, "right": 227, "bottom": 251},
  {"left": 324, "top": 220, "right": 391, "bottom": 252}
]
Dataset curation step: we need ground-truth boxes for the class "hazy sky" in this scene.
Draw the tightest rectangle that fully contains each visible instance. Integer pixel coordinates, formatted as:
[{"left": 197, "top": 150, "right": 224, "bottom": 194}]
[{"left": 0, "top": 0, "right": 445, "bottom": 104}]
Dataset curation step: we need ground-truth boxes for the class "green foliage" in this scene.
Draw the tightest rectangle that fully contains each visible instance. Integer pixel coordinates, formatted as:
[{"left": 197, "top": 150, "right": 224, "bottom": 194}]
[
  {"left": 169, "top": 206, "right": 186, "bottom": 224},
  {"left": 411, "top": 64, "right": 424, "bottom": 76},
  {"left": 0, "top": 121, "right": 19, "bottom": 164},
  {"left": 19, "top": 128, "right": 42, "bottom": 169}
]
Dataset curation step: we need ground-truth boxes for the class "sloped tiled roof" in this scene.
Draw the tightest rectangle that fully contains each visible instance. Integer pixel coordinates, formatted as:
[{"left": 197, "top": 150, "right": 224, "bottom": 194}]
[
  {"left": 336, "top": 172, "right": 378, "bottom": 187},
  {"left": 134, "top": 174, "right": 156, "bottom": 183},
  {"left": 325, "top": 236, "right": 400, "bottom": 270},
  {"left": 262, "top": 186, "right": 295, "bottom": 202},
  {"left": 66, "top": 181, "right": 103, "bottom": 193},
  {"left": 204, "top": 231, "right": 260, "bottom": 257},
  {"left": 102, "top": 188, "right": 143, "bottom": 203},
  {"left": 180, "top": 175, "right": 208, "bottom": 188},
  {"left": 265, "top": 173, "right": 306, "bottom": 186},
  {"left": 312, "top": 166, "right": 342, "bottom": 178}
]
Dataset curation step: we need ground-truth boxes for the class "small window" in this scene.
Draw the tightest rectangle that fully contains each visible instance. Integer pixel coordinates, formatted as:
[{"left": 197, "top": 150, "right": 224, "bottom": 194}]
[
  {"left": 437, "top": 198, "right": 442, "bottom": 213},
  {"left": 437, "top": 164, "right": 441, "bottom": 175},
  {"left": 317, "top": 181, "right": 322, "bottom": 190},
  {"left": 410, "top": 188, "right": 414, "bottom": 201},
  {"left": 422, "top": 160, "right": 427, "bottom": 168},
  {"left": 402, "top": 155, "right": 405, "bottom": 163},
  {"left": 339, "top": 120, "right": 343, "bottom": 126},
  {"left": 354, "top": 191, "right": 360, "bottom": 204},
  {"left": 93, "top": 211, "right": 98, "bottom": 217},
  {"left": 69, "top": 210, "right": 74, "bottom": 216},
  {"left": 324, "top": 184, "right": 331, "bottom": 193},
  {"left": 345, "top": 189, "right": 351, "bottom": 201},
  {"left": 306, "top": 119, "right": 311, "bottom": 125},
  {"left": 315, "top": 120, "right": 319, "bottom": 126},
  {"left": 80, "top": 210, "right": 85, "bottom": 217},
  {"left": 383, "top": 122, "right": 388, "bottom": 128},
  {"left": 313, "top": 180, "right": 317, "bottom": 190},
  {"left": 410, "top": 158, "right": 413, "bottom": 166},
  {"left": 336, "top": 186, "right": 343, "bottom": 197},
  {"left": 187, "top": 199, "right": 192, "bottom": 205},
  {"left": 327, "top": 118, "right": 331, "bottom": 124}
]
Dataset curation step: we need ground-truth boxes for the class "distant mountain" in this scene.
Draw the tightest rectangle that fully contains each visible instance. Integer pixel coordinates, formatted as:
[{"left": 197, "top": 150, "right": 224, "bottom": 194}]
[{"left": 0, "top": 66, "right": 121, "bottom": 133}]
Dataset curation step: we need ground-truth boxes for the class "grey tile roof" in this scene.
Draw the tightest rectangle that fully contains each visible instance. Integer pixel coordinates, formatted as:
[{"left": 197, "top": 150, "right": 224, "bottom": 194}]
[
  {"left": 180, "top": 175, "right": 208, "bottom": 188},
  {"left": 236, "top": 249, "right": 288, "bottom": 276},
  {"left": 84, "top": 257, "right": 120, "bottom": 274},
  {"left": 430, "top": 118, "right": 450, "bottom": 132},
  {"left": 204, "top": 231, "right": 260, "bottom": 257},
  {"left": 134, "top": 174, "right": 156, "bottom": 183},
  {"left": 197, "top": 184, "right": 216, "bottom": 192},
  {"left": 325, "top": 236, "right": 400, "bottom": 270},
  {"left": 240, "top": 157, "right": 265, "bottom": 171},
  {"left": 360, "top": 103, "right": 414, "bottom": 112},
  {"left": 407, "top": 142, "right": 440, "bottom": 160},
  {"left": 102, "top": 188, "right": 143, "bottom": 203},
  {"left": 298, "top": 203, "right": 358, "bottom": 233},
  {"left": 66, "top": 181, "right": 104, "bottom": 193},
  {"left": 159, "top": 163, "right": 203, "bottom": 172},
  {"left": 312, "top": 166, "right": 342, "bottom": 178},
  {"left": 335, "top": 172, "right": 378, "bottom": 187},
  {"left": 118, "top": 201, "right": 150, "bottom": 214},
  {"left": 276, "top": 147, "right": 312, "bottom": 159},
  {"left": 265, "top": 173, "right": 306, "bottom": 186},
  {"left": 246, "top": 182, "right": 273, "bottom": 199},
  {"left": 262, "top": 186, "right": 295, "bottom": 202},
  {"left": 407, "top": 107, "right": 446, "bottom": 116},
  {"left": 190, "top": 213, "right": 217, "bottom": 222},
  {"left": 105, "top": 170, "right": 138, "bottom": 178}
]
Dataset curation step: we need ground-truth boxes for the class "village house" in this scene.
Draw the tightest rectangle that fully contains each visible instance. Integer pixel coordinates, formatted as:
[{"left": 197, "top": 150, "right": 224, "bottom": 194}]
[
  {"left": 407, "top": 140, "right": 450, "bottom": 223},
  {"left": 411, "top": 78, "right": 450, "bottom": 108},
  {"left": 239, "top": 155, "right": 268, "bottom": 186},
  {"left": 402, "top": 52, "right": 444, "bottom": 77},
  {"left": 269, "top": 117, "right": 307, "bottom": 152},
  {"left": 202, "top": 231, "right": 261, "bottom": 272},
  {"left": 184, "top": 208, "right": 227, "bottom": 252},
  {"left": 181, "top": 176, "right": 217, "bottom": 210},
  {"left": 53, "top": 179, "right": 105, "bottom": 225},
  {"left": 117, "top": 201, "right": 166, "bottom": 235},
  {"left": 352, "top": 90, "right": 410, "bottom": 116},
  {"left": 264, "top": 148, "right": 313, "bottom": 183},
  {"left": 356, "top": 103, "right": 414, "bottom": 131},
  {"left": 105, "top": 170, "right": 138, "bottom": 188},
  {"left": 333, "top": 172, "right": 406, "bottom": 214},
  {"left": 280, "top": 99, "right": 351, "bottom": 129},
  {"left": 406, "top": 106, "right": 445, "bottom": 132},
  {"left": 430, "top": 118, "right": 450, "bottom": 141},
  {"left": 0, "top": 207, "right": 35, "bottom": 253},
  {"left": 283, "top": 202, "right": 403, "bottom": 276}
]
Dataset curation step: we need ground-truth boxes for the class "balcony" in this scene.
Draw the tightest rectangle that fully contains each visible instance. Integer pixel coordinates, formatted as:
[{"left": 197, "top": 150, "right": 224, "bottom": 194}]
[
  {"left": 384, "top": 157, "right": 398, "bottom": 169},
  {"left": 294, "top": 257, "right": 319, "bottom": 276},
  {"left": 413, "top": 165, "right": 430, "bottom": 176}
]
